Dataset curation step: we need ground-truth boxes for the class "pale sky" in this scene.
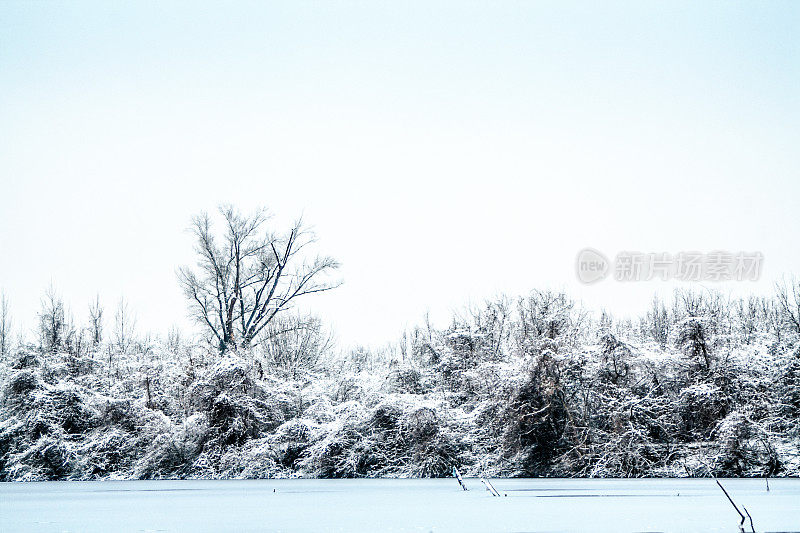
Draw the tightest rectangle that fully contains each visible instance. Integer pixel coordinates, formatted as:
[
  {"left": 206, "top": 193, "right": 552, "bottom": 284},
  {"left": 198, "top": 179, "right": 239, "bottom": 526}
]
[{"left": 1, "top": 1, "right": 799, "bottom": 348}]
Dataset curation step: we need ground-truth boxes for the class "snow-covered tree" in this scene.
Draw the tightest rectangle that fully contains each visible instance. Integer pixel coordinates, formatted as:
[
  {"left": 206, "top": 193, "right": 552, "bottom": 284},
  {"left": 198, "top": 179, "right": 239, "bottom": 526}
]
[{"left": 178, "top": 206, "right": 340, "bottom": 355}]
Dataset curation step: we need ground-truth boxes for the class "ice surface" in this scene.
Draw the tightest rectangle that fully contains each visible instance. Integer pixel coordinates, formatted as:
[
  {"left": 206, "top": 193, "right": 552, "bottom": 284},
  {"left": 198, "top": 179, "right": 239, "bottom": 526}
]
[{"left": 1, "top": 478, "right": 799, "bottom": 532}]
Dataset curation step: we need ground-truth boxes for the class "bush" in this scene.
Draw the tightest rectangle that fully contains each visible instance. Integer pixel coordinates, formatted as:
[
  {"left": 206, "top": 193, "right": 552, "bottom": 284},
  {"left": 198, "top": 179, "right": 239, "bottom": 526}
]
[
  {"left": 41, "top": 385, "right": 100, "bottom": 435},
  {"left": 10, "top": 348, "right": 40, "bottom": 369},
  {"left": 677, "top": 384, "right": 729, "bottom": 440},
  {"left": 9, "top": 434, "right": 77, "bottom": 480},
  {"left": 81, "top": 428, "right": 138, "bottom": 477},
  {"left": 712, "top": 411, "right": 755, "bottom": 476},
  {"left": 389, "top": 366, "right": 424, "bottom": 394},
  {"left": 500, "top": 354, "right": 570, "bottom": 475},
  {"left": 135, "top": 432, "right": 195, "bottom": 479},
  {"left": 208, "top": 393, "right": 266, "bottom": 446},
  {"left": 5, "top": 370, "right": 38, "bottom": 397}
]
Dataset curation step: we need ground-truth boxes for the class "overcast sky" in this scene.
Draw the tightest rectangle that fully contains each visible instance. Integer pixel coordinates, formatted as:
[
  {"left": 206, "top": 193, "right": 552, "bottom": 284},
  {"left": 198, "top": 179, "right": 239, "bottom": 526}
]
[{"left": 1, "top": 1, "right": 798, "bottom": 348}]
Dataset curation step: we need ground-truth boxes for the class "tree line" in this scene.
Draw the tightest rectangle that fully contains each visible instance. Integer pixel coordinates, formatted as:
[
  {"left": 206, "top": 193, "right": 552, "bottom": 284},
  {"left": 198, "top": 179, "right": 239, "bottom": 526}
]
[{"left": 0, "top": 206, "right": 798, "bottom": 480}]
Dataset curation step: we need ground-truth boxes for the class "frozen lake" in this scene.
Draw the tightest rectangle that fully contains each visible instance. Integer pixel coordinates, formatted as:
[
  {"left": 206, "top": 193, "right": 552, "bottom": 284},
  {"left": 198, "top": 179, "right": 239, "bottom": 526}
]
[{"left": 2, "top": 478, "right": 799, "bottom": 532}]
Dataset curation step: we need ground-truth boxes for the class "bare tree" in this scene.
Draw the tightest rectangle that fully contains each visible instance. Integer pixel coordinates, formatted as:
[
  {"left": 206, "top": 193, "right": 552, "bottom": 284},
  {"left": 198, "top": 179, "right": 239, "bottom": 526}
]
[
  {"left": 166, "top": 326, "right": 183, "bottom": 357},
  {"left": 0, "top": 290, "right": 11, "bottom": 359},
  {"left": 733, "top": 296, "right": 759, "bottom": 345},
  {"left": 675, "top": 288, "right": 705, "bottom": 319},
  {"left": 775, "top": 276, "right": 800, "bottom": 335},
  {"left": 114, "top": 296, "right": 136, "bottom": 353},
  {"left": 62, "top": 312, "right": 81, "bottom": 358},
  {"left": 39, "top": 286, "right": 66, "bottom": 353},
  {"left": 644, "top": 295, "right": 670, "bottom": 346},
  {"left": 514, "top": 290, "right": 574, "bottom": 350},
  {"left": 758, "top": 296, "right": 784, "bottom": 345},
  {"left": 178, "top": 205, "right": 340, "bottom": 354},
  {"left": 262, "top": 314, "right": 332, "bottom": 377},
  {"left": 88, "top": 294, "right": 104, "bottom": 347}
]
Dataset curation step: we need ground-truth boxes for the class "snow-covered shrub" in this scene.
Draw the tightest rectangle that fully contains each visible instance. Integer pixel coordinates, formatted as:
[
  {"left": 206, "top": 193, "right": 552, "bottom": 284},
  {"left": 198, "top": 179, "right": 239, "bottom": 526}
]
[
  {"left": 677, "top": 384, "right": 729, "bottom": 440},
  {"left": 298, "top": 399, "right": 458, "bottom": 478},
  {"left": 582, "top": 393, "right": 678, "bottom": 478},
  {"left": 38, "top": 383, "right": 101, "bottom": 435},
  {"left": 214, "top": 438, "right": 285, "bottom": 478},
  {"left": 402, "top": 407, "right": 464, "bottom": 477},
  {"left": 207, "top": 393, "right": 275, "bottom": 447},
  {"left": 188, "top": 356, "right": 256, "bottom": 410},
  {"left": 405, "top": 407, "right": 438, "bottom": 441},
  {"left": 389, "top": 366, "right": 424, "bottom": 394},
  {"left": 712, "top": 411, "right": 757, "bottom": 476},
  {"left": 131, "top": 412, "right": 203, "bottom": 479},
  {"left": 598, "top": 332, "right": 631, "bottom": 385},
  {"left": 10, "top": 347, "right": 40, "bottom": 369},
  {"left": 332, "top": 376, "right": 365, "bottom": 403},
  {"left": 779, "top": 346, "right": 800, "bottom": 422},
  {"left": 407, "top": 431, "right": 462, "bottom": 477},
  {"left": 81, "top": 428, "right": 138, "bottom": 478},
  {"left": 8, "top": 433, "right": 78, "bottom": 480},
  {"left": 135, "top": 432, "right": 196, "bottom": 479},
  {"left": 498, "top": 352, "right": 571, "bottom": 475},
  {"left": 303, "top": 423, "right": 370, "bottom": 478},
  {"left": 514, "top": 291, "right": 577, "bottom": 355},
  {"left": 275, "top": 418, "right": 312, "bottom": 443},
  {"left": 304, "top": 397, "right": 335, "bottom": 423},
  {"left": 99, "top": 399, "right": 139, "bottom": 432},
  {"left": 271, "top": 419, "right": 314, "bottom": 469},
  {"left": 4, "top": 369, "right": 38, "bottom": 398},
  {"left": 675, "top": 317, "right": 712, "bottom": 371}
]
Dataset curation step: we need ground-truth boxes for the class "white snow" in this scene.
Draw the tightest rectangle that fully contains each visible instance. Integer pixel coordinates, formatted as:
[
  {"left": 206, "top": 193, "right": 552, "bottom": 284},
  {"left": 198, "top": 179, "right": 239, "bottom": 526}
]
[{"left": 2, "top": 478, "right": 799, "bottom": 532}]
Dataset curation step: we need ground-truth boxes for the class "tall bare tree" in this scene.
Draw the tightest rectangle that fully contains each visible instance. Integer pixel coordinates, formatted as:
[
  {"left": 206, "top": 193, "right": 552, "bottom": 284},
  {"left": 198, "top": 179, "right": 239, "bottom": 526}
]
[
  {"left": 39, "top": 286, "right": 66, "bottom": 353},
  {"left": 88, "top": 294, "right": 104, "bottom": 347},
  {"left": 0, "top": 290, "right": 11, "bottom": 359},
  {"left": 775, "top": 276, "right": 800, "bottom": 335},
  {"left": 178, "top": 205, "right": 340, "bottom": 354},
  {"left": 114, "top": 296, "right": 136, "bottom": 353}
]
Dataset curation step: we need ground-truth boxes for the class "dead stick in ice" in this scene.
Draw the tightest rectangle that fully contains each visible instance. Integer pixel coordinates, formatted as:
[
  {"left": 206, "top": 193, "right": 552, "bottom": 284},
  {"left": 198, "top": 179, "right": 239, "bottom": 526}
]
[
  {"left": 453, "top": 466, "right": 468, "bottom": 491},
  {"left": 481, "top": 478, "right": 501, "bottom": 497},
  {"left": 700, "top": 460, "right": 753, "bottom": 533},
  {"left": 743, "top": 506, "right": 756, "bottom": 533},
  {"left": 715, "top": 479, "right": 746, "bottom": 532}
]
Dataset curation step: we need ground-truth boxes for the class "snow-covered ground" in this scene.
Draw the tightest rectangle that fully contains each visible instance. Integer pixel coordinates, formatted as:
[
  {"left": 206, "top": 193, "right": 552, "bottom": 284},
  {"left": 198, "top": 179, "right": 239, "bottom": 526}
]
[{"left": 2, "top": 478, "right": 798, "bottom": 532}]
